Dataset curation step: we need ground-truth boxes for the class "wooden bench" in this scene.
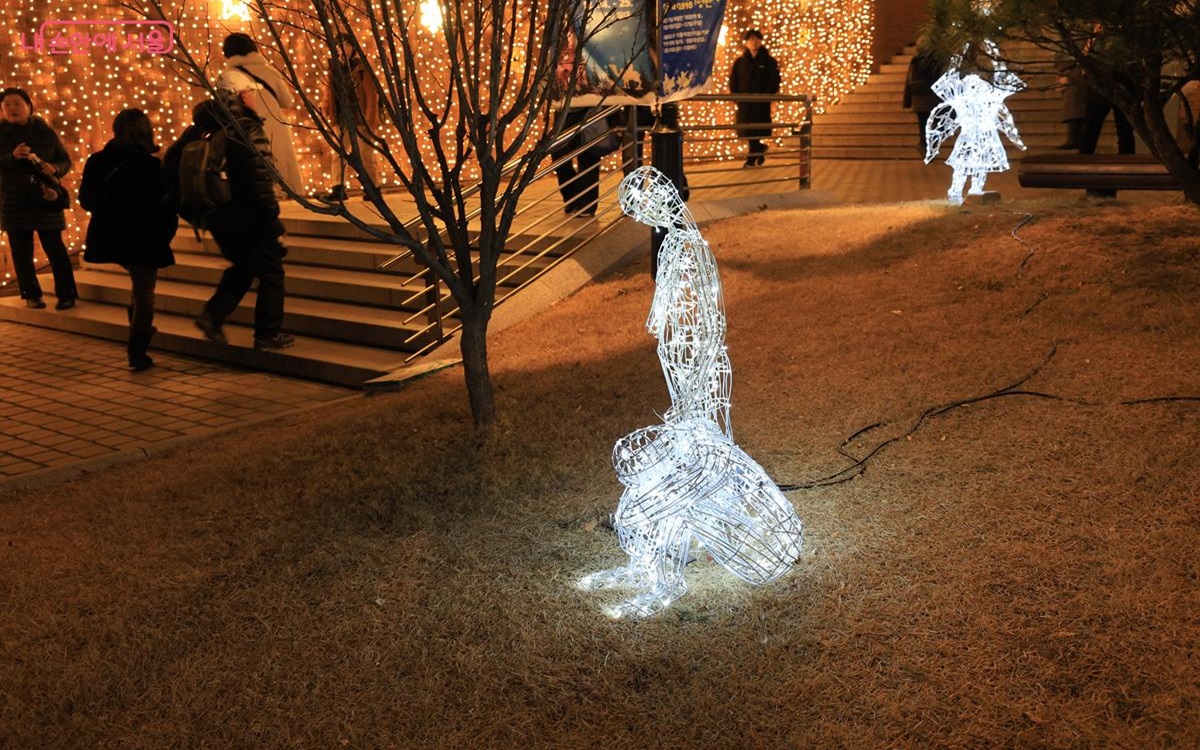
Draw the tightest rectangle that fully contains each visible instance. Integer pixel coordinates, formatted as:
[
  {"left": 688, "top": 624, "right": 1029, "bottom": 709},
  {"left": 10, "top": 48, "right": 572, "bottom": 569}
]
[{"left": 1018, "top": 153, "right": 1181, "bottom": 191}]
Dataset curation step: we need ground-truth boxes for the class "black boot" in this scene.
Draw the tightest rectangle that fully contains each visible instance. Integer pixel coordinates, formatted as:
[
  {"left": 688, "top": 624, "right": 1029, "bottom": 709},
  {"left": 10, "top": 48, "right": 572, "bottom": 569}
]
[{"left": 128, "top": 327, "right": 156, "bottom": 371}]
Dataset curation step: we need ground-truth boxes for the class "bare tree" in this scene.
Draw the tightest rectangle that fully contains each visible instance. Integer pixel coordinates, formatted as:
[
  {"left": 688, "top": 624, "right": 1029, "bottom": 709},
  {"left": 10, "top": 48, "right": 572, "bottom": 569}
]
[
  {"left": 137, "top": 0, "right": 622, "bottom": 427},
  {"left": 926, "top": 0, "right": 1200, "bottom": 204}
]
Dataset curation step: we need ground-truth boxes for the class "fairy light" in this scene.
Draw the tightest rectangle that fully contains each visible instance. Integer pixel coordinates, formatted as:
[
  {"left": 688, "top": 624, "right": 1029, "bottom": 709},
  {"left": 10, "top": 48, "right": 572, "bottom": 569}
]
[
  {"left": 0, "top": 0, "right": 875, "bottom": 284},
  {"left": 681, "top": 0, "right": 874, "bottom": 162},
  {"left": 419, "top": 0, "right": 443, "bottom": 34},
  {"left": 220, "top": 0, "right": 251, "bottom": 22}
]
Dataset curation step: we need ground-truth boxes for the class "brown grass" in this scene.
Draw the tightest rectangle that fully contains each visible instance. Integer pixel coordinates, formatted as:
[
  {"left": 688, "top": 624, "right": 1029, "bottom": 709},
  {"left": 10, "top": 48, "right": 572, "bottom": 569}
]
[{"left": 2, "top": 197, "right": 1199, "bottom": 748}]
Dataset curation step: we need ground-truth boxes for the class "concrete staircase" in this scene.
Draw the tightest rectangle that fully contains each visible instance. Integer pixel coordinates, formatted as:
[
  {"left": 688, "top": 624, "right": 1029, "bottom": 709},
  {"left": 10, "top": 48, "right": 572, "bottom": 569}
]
[
  {"left": 0, "top": 210, "right": 570, "bottom": 388},
  {"left": 813, "top": 43, "right": 1068, "bottom": 160}
]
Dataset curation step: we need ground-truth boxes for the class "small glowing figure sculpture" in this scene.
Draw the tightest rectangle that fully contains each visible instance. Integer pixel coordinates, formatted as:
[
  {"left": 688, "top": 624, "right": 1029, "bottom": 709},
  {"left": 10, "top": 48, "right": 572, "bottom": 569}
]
[
  {"left": 577, "top": 167, "right": 804, "bottom": 619},
  {"left": 925, "top": 43, "right": 1026, "bottom": 205}
]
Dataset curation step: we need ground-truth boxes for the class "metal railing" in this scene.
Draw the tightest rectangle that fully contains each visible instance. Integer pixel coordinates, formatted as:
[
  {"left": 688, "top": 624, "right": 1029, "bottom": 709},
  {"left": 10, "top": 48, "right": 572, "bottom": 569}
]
[
  {"left": 376, "top": 95, "right": 812, "bottom": 360},
  {"left": 676, "top": 93, "right": 814, "bottom": 192}
]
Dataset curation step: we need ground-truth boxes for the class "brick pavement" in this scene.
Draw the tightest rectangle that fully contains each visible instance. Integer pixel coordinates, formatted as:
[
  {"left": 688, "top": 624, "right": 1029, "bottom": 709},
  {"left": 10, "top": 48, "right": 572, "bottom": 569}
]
[{"left": 0, "top": 321, "right": 353, "bottom": 487}]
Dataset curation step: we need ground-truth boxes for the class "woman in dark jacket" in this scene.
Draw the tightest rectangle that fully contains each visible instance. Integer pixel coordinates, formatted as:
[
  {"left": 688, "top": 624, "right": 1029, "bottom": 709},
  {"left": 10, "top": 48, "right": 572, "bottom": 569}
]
[
  {"left": 0, "top": 87, "right": 77, "bottom": 309},
  {"left": 79, "top": 109, "right": 177, "bottom": 370}
]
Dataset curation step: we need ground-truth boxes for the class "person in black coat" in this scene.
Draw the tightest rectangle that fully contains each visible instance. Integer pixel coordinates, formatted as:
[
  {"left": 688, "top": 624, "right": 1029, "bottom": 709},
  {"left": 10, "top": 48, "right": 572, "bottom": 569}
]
[
  {"left": 728, "top": 29, "right": 781, "bottom": 167},
  {"left": 168, "top": 91, "right": 291, "bottom": 351},
  {"left": 78, "top": 109, "right": 178, "bottom": 371},
  {"left": 904, "top": 45, "right": 943, "bottom": 151},
  {"left": 0, "top": 87, "right": 78, "bottom": 309}
]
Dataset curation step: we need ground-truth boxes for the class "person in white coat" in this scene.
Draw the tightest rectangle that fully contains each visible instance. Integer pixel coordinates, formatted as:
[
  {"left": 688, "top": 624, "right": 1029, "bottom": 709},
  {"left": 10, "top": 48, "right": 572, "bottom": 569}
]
[{"left": 216, "top": 33, "right": 302, "bottom": 195}]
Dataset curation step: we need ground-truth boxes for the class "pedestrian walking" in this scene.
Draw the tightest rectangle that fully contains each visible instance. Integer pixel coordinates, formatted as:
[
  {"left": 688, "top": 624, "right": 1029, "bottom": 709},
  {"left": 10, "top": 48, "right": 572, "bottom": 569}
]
[
  {"left": 78, "top": 109, "right": 177, "bottom": 370},
  {"left": 166, "top": 93, "right": 292, "bottom": 351},
  {"left": 0, "top": 87, "right": 77, "bottom": 310},
  {"left": 904, "top": 43, "right": 942, "bottom": 152},
  {"left": 217, "top": 33, "right": 302, "bottom": 195}
]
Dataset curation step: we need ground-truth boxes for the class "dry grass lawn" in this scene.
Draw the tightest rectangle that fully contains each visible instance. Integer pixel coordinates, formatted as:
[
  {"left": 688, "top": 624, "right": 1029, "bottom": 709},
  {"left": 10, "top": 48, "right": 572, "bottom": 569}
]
[{"left": 2, "top": 197, "right": 1199, "bottom": 748}]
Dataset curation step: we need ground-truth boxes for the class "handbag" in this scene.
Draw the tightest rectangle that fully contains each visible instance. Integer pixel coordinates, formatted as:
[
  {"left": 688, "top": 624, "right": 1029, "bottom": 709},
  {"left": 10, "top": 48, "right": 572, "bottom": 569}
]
[
  {"left": 581, "top": 115, "right": 620, "bottom": 157},
  {"left": 29, "top": 176, "right": 70, "bottom": 211}
]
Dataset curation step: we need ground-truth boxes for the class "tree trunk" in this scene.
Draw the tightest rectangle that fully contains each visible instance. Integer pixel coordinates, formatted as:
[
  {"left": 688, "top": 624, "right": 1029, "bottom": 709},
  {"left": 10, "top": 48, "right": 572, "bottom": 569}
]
[
  {"left": 458, "top": 306, "right": 497, "bottom": 429},
  {"left": 1130, "top": 100, "right": 1200, "bottom": 205}
]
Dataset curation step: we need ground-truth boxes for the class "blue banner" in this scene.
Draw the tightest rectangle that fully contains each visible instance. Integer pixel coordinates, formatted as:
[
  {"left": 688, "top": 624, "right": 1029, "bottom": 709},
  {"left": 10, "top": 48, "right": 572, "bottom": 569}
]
[
  {"left": 553, "top": 0, "right": 726, "bottom": 105},
  {"left": 557, "top": 0, "right": 657, "bottom": 106},
  {"left": 658, "top": 0, "right": 727, "bottom": 102}
]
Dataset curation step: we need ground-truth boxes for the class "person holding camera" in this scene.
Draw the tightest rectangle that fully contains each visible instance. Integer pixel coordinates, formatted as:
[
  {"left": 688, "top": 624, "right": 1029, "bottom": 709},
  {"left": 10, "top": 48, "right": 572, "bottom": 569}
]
[{"left": 0, "top": 87, "right": 77, "bottom": 310}]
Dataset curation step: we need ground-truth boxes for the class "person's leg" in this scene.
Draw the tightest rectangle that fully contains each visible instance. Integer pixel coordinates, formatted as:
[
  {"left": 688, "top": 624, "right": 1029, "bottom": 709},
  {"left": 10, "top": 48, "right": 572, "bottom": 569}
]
[
  {"left": 247, "top": 237, "right": 287, "bottom": 342},
  {"left": 6, "top": 230, "right": 43, "bottom": 303},
  {"left": 357, "top": 125, "right": 380, "bottom": 187},
  {"left": 554, "top": 158, "right": 581, "bottom": 212},
  {"left": 127, "top": 264, "right": 157, "bottom": 332},
  {"left": 1078, "top": 103, "right": 1109, "bottom": 154},
  {"left": 1113, "top": 107, "right": 1136, "bottom": 154},
  {"left": 202, "top": 230, "right": 255, "bottom": 326},
  {"left": 36, "top": 229, "right": 77, "bottom": 306},
  {"left": 125, "top": 264, "right": 158, "bottom": 370},
  {"left": 916, "top": 111, "right": 930, "bottom": 149},
  {"left": 576, "top": 150, "right": 601, "bottom": 215}
]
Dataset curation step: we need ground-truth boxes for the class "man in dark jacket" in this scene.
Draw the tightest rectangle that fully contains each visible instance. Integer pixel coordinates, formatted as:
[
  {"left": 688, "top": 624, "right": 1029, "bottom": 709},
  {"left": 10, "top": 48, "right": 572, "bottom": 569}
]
[
  {"left": 174, "top": 90, "right": 293, "bottom": 351},
  {"left": 728, "top": 29, "right": 781, "bottom": 167}
]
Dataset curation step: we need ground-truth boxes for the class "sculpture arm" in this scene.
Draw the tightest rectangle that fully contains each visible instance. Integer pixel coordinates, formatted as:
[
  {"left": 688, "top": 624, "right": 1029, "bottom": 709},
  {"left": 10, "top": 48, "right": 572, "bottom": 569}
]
[{"left": 924, "top": 102, "right": 957, "bottom": 163}]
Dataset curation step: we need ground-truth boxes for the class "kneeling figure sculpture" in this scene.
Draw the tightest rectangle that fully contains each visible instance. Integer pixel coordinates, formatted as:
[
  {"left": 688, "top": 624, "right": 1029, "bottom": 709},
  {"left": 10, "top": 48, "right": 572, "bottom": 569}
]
[{"left": 578, "top": 167, "right": 804, "bottom": 618}]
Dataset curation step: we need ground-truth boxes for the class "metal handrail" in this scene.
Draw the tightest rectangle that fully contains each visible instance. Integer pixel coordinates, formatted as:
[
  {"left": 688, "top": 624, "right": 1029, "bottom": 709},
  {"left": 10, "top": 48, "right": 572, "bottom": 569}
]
[
  {"left": 376, "top": 104, "right": 626, "bottom": 272},
  {"left": 386, "top": 95, "right": 813, "bottom": 359}
]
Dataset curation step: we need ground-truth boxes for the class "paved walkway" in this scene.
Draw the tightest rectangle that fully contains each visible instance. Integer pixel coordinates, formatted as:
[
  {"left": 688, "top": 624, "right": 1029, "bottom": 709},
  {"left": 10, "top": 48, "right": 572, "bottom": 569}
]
[{"left": 0, "top": 321, "right": 352, "bottom": 488}]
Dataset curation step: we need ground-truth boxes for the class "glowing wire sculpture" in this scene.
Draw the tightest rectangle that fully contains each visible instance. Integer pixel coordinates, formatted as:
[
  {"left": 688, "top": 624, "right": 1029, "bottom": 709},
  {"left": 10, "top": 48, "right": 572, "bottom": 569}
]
[
  {"left": 577, "top": 167, "right": 804, "bottom": 619},
  {"left": 925, "top": 41, "right": 1026, "bottom": 205}
]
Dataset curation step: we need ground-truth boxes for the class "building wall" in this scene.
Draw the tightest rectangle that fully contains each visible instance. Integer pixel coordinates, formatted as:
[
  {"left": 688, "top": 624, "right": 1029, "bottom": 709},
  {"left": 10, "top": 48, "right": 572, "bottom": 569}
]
[{"left": 872, "top": 0, "right": 930, "bottom": 69}]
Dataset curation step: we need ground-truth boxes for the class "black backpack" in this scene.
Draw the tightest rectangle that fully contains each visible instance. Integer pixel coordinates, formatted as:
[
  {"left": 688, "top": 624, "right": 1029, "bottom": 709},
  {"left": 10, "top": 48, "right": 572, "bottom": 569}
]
[{"left": 175, "top": 127, "right": 232, "bottom": 231}]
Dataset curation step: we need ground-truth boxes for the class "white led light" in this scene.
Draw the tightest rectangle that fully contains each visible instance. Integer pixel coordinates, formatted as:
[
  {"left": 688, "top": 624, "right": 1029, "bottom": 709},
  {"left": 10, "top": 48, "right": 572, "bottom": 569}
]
[
  {"left": 578, "top": 167, "right": 804, "bottom": 619},
  {"left": 925, "top": 41, "right": 1025, "bottom": 204},
  {"left": 419, "top": 0, "right": 444, "bottom": 34}
]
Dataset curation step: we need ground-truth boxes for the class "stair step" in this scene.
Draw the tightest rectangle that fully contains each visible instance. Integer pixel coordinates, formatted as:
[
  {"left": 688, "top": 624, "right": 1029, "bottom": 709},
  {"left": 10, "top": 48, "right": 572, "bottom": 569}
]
[
  {"left": 815, "top": 117, "right": 1064, "bottom": 133},
  {"left": 168, "top": 232, "right": 558, "bottom": 284},
  {"left": 71, "top": 270, "right": 437, "bottom": 352},
  {"left": 102, "top": 252, "right": 438, "bottom": 310},
  {"left": 0, "top": 294, "right": 409, "bottom": 388}
]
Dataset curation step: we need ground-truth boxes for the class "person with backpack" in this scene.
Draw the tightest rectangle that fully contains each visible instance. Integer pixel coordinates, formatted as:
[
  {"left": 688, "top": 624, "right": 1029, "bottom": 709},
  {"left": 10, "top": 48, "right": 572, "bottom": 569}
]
[
  {"left": 216, "top": 33, "right": 301, "bottom": 196},
  {"left": 0, "top": 87, "right": 78, "bottom": 310},
  {"left": 166, "top": 91, "right": 293, "bottom": 351},
  {"left": 78, "top": 109, "right": 178, "bottom": 371}
]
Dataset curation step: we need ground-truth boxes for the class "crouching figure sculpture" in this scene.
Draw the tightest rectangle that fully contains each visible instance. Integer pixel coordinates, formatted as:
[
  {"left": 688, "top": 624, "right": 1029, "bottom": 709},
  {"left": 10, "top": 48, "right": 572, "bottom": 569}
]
[{"left": 577, "top": 167, "right": 803, "bottom": 618}]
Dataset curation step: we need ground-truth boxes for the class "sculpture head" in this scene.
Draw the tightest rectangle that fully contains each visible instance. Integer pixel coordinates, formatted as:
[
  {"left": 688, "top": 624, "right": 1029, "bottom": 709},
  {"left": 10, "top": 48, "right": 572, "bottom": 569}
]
[{"left": 619, "top": 166, "right": 693, "bottom": 229}]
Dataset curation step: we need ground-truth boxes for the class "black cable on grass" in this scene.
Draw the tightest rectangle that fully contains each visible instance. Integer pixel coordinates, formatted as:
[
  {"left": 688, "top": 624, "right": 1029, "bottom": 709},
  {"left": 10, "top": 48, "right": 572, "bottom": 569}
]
[
  {"left": 774, "top": 212, "right": 1199, "bottom": 493},
  {"left": 775, "top": 349, "right": 1199, "bottom": 493},
  {"left": 1010, "top": 211, "right": 1036, "bottom": 274},
  {"left": 1018, "top": 291, "right": 1048, "bottom": 321},
  {"left": 777, "top": 343, "right": 1063, "bottom": 491}
]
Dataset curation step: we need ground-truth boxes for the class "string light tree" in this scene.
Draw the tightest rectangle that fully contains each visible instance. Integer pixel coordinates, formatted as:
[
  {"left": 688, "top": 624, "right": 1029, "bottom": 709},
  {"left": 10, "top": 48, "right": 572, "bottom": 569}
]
[
  {"left": 923, "top": 38, "right": 1025, "bottom": 205},
  {"left": 137, "top": 0, "right": 619, "bottom": 428},
  {"left": 577, "top": 167, "right": 804, "bottom": 619}
]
